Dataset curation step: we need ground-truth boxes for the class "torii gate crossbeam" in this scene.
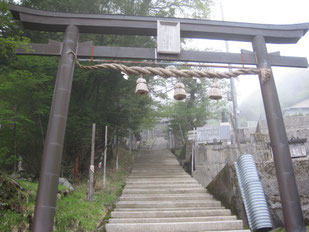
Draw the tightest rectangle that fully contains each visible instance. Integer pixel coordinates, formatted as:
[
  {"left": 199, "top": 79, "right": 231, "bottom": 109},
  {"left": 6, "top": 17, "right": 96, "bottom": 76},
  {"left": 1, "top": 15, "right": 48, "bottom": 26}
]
[{"left": 9, "top": 4, "right": 309, "bottom": 232}]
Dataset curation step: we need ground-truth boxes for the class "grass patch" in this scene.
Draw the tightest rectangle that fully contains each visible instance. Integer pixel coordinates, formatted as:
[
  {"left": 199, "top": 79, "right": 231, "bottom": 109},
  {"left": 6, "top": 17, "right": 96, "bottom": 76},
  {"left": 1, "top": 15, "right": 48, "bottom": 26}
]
[
  {"left": 54, "top": 183, "right": 105, "bottom": 231},
  {"left": 0, "top": 148, "right": 135, "bottom": 232}
]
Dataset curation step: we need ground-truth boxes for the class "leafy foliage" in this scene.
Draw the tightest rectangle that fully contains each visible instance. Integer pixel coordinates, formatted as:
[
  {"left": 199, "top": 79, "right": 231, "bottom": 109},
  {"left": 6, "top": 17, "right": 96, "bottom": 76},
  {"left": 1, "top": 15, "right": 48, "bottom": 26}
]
[{"left": 0, "top": 0, "right": 212, "bottom": 176}]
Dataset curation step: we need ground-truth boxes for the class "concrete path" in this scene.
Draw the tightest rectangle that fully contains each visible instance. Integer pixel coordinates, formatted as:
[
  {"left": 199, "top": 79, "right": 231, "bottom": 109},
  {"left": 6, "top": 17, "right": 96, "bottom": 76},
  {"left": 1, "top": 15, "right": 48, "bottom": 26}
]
[{"left": 106, "top": 138, "right": 250, "bottom": 232}]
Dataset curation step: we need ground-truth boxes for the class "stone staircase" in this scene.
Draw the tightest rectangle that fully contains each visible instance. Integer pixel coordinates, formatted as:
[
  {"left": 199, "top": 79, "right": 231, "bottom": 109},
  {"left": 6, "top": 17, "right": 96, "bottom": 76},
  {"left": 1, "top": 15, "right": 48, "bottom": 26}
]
[{"left": 106, "top": 138, "right": 250, "bottom": 232}]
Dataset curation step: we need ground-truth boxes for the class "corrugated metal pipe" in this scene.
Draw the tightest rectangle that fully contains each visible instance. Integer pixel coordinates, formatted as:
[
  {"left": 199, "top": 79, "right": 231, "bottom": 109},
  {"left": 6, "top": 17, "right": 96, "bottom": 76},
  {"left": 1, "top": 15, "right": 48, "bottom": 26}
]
[{"left": 234, "top": 154, "right": 272, "bottom": 231}]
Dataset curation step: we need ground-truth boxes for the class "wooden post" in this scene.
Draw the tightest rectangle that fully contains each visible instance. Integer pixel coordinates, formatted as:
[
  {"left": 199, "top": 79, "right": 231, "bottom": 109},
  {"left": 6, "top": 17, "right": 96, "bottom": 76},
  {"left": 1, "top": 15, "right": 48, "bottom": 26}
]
[
  {"left": 129, "top": 129, "right": 132, "bottom": 153},
  {"left": 32, "top": 25, "right": 79, "bottom": 232},
  {"left": 230, "top": 113, "right": 242, "bottom": 154},
  {"left": 178, "top": 123, "right": 185, "bottom": 145},
  {"left": 115, "top": 135, "right": 119, "bottom": 170},
  {"left": 252, "top": 35, "right": 305, "bottom": 231},
  {"left": 88, "top": 123, "right": 96, "bottom": 201},
  {"left": 103, "top": 126, "right": 108, "bottom": 188},
  {"left": 191, "top": 142, "right": 194, "bottom": 174}
]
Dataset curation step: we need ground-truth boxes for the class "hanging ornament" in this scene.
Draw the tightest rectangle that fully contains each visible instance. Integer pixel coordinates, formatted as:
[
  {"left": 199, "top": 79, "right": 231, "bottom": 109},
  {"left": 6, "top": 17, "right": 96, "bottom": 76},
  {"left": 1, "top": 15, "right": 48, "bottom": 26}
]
[
  {"left": 208, "top": 79, "right": 222, "bottom": 100},
  {"left": 174, "top": 79, "right": 187, "bottom": 100},
  {"left": 135, "top": 74, "right": 149, "bottom": 95}
]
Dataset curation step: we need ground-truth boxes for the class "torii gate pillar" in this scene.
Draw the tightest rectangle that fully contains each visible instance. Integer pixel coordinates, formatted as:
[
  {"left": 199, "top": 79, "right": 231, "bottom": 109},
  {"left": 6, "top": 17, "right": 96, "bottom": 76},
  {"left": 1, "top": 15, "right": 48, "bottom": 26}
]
[
  {"left": 253, "top": 35, "right": 305, "bottom": 231},
  {"left": 32, "top": 25, "right": 79, "bottom": 232}
]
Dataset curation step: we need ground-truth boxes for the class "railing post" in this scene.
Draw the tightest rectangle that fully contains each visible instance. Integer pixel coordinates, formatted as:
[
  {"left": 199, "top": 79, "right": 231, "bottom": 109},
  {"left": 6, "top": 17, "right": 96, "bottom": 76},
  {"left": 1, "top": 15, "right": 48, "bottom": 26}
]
[
  {"left": 32, "top": 25, "right": 79, "bottom": 232},
  {"left": 252, "top": 35, "right": 305, "bottom": 232}
]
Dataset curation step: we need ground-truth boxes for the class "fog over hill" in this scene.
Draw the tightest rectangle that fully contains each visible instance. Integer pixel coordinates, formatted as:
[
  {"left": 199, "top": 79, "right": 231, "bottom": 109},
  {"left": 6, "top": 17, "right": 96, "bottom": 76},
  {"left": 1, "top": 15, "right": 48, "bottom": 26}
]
[{"left": 239, "top": 68, "right": 309, "bottom": 122}]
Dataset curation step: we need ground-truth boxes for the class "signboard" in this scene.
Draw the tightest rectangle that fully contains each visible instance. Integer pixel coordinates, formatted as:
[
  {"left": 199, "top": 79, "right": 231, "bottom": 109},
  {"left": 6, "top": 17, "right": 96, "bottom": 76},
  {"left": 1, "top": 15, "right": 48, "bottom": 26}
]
[
  {"left": 289, "top": 144, "right": 306, "bottom": 158},
  {"left": 157, "top": 21, "right": 180, "bottom": 54},
  {"left": 196, "top": 125, "right": 230, "bottom": 144},
  {"left": 188, "top": 130, "right": 197, "bottom": 141}
]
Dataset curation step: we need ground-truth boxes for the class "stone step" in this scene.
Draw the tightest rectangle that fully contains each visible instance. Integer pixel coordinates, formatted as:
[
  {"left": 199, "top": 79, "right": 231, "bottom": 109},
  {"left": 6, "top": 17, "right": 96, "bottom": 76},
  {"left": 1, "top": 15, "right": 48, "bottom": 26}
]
[
  {"left": 133, "top": 167, "right": 181, "bottom": 169},
  {"left": 108, "top": 215, "right": 237, "bottom": 223},
  {"left": 116, "top": 201, "right": 221, "bottom": 208},
  {"left": 134, "top": 165, "right": 181, "bottom": 167},
  {"left": 119, "top": 195, "right": 213, "bottom": 201},
  {"left": 132, "top": 167, "right": 183, "bottom": 170},
  {"left": 130, "top": 171, "right": 186, "bottom": 173},
  {"left": 199, "top": 230, "right": 251, "bottom": 232},
  {"left": 130, "top": 172, "right": 186, "bottom": 175},
  {"left": 114, "top": 207, "right": 224, "bottom": 211},
  {"left": 111, "top": 209, "right": 232, "bottom": 218},
  {"left": 126, "top": 178, "right": 197, "bottom": 183},
  {"left": 121, "top": 192, "right": 210, "bottom": 196},
  {"left": 134, "top": 162, "right": 179, "bottom": 164},
  {"left": 106, "top": 147, "right": 247, "bottom": 232},
  {"left": 105, "top": 220, "right": 244, "bottom": 232},
  {"left": 123, "top": 188, "right": 206, "bottom": 194},
  {"left": 125, "top": 183, "right": 200, "bottom": 187},
  {"left": 125, "top": 181, "right": 198, "bottom": 185},
  {"left": 126, "top": 177, "right": 194, "bottom": 181},
  {"left": 121, "top": 193, "right": 211, "bottom": 198},
  {"left": 128, "top": 174, "right": 190, "bottom": 178},
  {"left": 131, "top": 168, "right": 184, "bottom": 171},
  {"left": 199, "top": 231, "right": 250, "bottom": 232},
  {"left": 127, "top": 176, "right": 192, "bottom": 179},
  {"left": 131, "top": 168, "right": 183, "bottom": 170},
  {"left": 124, "top": 185, "right": 203, "bottom": 189}
]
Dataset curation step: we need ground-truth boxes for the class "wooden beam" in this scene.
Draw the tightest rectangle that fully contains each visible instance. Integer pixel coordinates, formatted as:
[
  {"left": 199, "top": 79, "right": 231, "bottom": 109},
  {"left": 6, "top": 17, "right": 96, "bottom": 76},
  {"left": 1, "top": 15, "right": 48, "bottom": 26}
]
[
  {"left": 15, "top": 42, "right": 308, "bottom": 68},
  {"left": 10, "top": 4, "right": 309, "bottom": 44}
]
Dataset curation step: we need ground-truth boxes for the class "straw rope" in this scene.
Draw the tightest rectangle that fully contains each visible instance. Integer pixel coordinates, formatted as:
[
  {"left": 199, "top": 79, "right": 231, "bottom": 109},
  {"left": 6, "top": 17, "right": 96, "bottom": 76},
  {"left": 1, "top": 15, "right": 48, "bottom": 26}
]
[{"left": 71, "top": 52, "right": 272, "bottom": 81}]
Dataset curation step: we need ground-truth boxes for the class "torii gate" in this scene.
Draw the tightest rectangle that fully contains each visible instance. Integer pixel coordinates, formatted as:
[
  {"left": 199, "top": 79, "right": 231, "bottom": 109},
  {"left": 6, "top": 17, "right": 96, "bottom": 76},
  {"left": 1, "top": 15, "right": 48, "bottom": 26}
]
[{"left": 9, "top": 4, "right": 309, "bottom": 232}]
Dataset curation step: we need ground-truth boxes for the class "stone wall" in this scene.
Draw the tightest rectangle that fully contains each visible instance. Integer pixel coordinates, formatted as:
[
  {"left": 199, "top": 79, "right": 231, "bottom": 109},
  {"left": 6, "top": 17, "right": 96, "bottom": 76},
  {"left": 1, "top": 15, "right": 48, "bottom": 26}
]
[
  {"left": 258, "top": 115, "right": 309, "bottom": 152},
  {"left": 190, "top": 115, "right": 309, "bottom": 188},
  {"left": 257, "top": 159, "right": 309, "bottom": 226},
  {"left": 207, "top": 159, "right": 309, "bottom": 228}
]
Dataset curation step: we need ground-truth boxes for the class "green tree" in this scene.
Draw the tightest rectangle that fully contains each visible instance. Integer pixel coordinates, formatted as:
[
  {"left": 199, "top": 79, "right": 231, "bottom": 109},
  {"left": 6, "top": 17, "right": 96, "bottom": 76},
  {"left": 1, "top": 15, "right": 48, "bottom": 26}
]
[
  {"left": 1, "top": 0, "right": 213, "bottom": 177},
  {"left": 159, "top": 77, "right": 226, "bottom": 144}
]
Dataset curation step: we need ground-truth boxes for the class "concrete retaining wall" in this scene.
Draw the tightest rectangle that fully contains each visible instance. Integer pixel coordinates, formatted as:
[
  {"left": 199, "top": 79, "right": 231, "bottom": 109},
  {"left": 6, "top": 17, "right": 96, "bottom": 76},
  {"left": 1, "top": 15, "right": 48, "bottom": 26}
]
[
  {"left": 207, "top": 159, "right": 309, "bottom": 228},
  {"left": 192, "top": 140, "right": 271, "bottom": 187}
]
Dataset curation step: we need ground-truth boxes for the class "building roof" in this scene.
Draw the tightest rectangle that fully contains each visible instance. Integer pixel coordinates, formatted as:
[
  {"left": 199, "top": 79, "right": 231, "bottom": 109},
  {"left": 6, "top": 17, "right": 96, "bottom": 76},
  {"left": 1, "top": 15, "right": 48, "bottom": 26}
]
[{"left": 289, "top": 99, "right": 309, "bottom": 109}]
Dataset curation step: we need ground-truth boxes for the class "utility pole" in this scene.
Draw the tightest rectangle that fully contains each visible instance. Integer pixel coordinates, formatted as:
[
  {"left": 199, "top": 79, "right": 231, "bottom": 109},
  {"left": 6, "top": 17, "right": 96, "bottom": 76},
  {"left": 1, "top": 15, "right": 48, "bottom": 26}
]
[{"left": 220, "top": 2, "right": 240, "bottom": 130}]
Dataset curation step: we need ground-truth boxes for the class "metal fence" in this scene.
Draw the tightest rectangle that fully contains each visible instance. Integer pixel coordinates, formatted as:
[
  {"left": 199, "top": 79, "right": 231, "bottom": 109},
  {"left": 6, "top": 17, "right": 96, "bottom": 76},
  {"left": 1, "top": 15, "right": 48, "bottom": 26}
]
[{"left": 234, "top": 154, "right": 272, "bottom": 231}]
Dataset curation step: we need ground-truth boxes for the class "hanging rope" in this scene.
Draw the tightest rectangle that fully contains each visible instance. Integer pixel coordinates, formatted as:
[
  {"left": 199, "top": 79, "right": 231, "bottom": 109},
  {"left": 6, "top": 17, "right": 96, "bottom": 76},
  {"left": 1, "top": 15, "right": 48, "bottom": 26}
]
[{"left": 71, "top": 52, "right": 272, "bottom": 80}]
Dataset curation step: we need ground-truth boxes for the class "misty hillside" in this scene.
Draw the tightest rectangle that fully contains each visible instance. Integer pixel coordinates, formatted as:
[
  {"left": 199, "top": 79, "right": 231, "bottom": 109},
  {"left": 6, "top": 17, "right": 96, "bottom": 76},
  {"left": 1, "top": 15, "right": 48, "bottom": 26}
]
[{"left": 239, "top": 68, "right": 309, "bottom": 121}]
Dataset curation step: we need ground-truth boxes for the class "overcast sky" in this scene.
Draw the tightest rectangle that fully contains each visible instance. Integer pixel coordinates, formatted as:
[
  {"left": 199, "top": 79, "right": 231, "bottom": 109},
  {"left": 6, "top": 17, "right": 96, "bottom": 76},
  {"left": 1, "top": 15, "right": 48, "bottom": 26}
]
[{"left": 187, "top": 0, "right": 309, "bottom": 104}]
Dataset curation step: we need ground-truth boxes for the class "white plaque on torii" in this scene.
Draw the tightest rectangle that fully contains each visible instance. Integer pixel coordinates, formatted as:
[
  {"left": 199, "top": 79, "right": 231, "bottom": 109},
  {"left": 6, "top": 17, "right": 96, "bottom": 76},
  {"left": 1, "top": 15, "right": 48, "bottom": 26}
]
[{"left": 157, "top": 20, "right": 180, "bottom": 54}]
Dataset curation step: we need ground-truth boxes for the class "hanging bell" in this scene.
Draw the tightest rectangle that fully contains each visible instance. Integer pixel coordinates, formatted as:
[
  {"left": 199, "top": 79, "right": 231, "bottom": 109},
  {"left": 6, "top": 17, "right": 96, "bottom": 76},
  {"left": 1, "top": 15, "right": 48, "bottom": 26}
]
[
  {"left": 135, "top": 75, "right": 149, "bottom": 95},
  {"left": 173, "top": 81, "right": 187, "bottom": 100},
  {"left": 208, "top": 79, "right": 222, "bottom": 100}
]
